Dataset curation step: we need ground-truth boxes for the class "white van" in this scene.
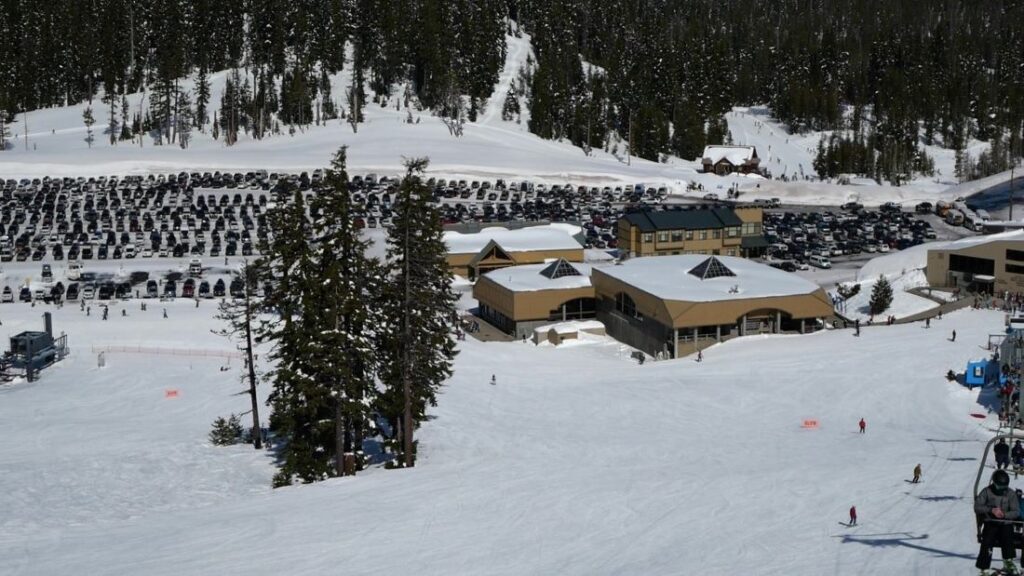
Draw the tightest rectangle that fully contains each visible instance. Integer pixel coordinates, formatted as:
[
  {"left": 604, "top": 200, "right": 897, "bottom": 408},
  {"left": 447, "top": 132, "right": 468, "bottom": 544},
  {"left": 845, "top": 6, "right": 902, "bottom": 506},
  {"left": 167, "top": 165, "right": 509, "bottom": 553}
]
[
  {"left": 809, "top": 255, "right": 832, "bottom": 269},
  {"left": 188, "top": 258, "right": 203, "bottom": 277},
  {"left": 67, "top": 261, "right": 83, "bottom": 281}
]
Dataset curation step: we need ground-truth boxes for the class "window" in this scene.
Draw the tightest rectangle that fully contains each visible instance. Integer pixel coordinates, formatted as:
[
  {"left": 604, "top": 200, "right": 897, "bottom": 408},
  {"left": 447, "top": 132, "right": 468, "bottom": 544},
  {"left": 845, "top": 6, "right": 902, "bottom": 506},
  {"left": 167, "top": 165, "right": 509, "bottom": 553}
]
[
  {"left": 699, "top": 230, "right": 708, "bottom": 240},
  {"left": 657, "top": 231, "right": 669, "bottom": 242},
  {"left": 686, "top": 230, "right": 694, "bottom": 241},
  {"left": 713, "top": 229, "right": 721, "bottom": 239},
  {"left": 1008, "top": 263, "right": 1024, "bottom": 275},
  {"left": 742, "top": 222, "right": 762, "bottom": 236},
  {"left": 549, "top": 297, "right": 596, "bottom": 321},
  {"left": 1008, "top": 249, "right": 1024, "bottom": 262},
  {"left": 727, "top": 227, "right": 739, "bottom": 238},
  {"left": 615, "top": 292, "right": 639, "bottom": 318},
  {"left": 642, "top": 233, "right": 653, "bottom": 243},
  {"left": 670, "top": 231, "right": 683, "bottom": 242},
  {"left": 950, "top": 254, "right": 994, "bottom": 275}
]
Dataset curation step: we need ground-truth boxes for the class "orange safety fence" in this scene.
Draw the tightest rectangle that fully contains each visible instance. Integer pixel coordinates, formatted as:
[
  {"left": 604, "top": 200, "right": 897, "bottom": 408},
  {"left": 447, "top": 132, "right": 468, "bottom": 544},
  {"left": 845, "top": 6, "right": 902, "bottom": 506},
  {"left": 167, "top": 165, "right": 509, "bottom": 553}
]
[{"left": 91, "top": 345, "right": 243, "bottom": 360}]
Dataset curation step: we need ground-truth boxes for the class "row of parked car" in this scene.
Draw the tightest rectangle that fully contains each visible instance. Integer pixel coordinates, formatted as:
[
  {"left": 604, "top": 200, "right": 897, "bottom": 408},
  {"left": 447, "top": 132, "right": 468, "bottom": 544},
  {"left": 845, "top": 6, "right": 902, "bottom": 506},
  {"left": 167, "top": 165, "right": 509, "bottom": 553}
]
[
  {"left": 762, "top": 202, "right": 937, "bottom": 267},
  {"left": 1, "top": 275, "right": 251, "bottom": 304}
]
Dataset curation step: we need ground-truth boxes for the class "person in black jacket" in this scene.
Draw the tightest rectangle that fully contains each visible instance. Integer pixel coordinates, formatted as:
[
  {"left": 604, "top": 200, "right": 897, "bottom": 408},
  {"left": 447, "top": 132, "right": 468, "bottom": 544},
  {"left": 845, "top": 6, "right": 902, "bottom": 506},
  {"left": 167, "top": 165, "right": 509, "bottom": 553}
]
[
  {"left": 1013, "top": 441, "right": 1024, "bottom": 471},
  {"left": 997, "top": 439, "right": 1012, "bottom": 470},
  {"left": 976, "top": 469, "right": 1021, "bottom": 573}
]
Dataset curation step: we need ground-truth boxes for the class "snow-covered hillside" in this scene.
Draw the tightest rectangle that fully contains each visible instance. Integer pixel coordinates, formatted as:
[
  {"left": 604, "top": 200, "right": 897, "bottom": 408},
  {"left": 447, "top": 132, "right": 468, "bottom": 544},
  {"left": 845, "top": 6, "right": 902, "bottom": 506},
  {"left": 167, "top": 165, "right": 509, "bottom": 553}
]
[
  {"left": 0, "top": 33, "right": 1010, "bottom": 208},
  {"left": 0, "top": 295, "right": 1006, "bottom": 575}
]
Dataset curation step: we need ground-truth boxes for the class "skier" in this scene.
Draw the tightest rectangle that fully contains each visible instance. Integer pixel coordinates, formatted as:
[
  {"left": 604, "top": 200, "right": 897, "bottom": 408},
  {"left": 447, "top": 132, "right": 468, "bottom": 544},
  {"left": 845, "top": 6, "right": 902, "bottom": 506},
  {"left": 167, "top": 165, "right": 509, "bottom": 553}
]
[
  {"left": 938, "top": 309, "right": 943, "bottom": 320},
  {"left": 163, "top": 308, "right": 168, "bottom": 319},
  {"left": 855, "top": 318, "right": 861, "bottom": 337},
  {"left": 996, "top": 439, "right": 1012, "bottom": 471},
  {"left": 926, "top": 317, "right": 930, "bottom": 328},
  {"left": 1013, "top": 441, "right": 1024, "bottom": 471},
  {"left": 952, "top": 329, "right": 957, "bottom": 342},
  {"left": 975, "top": 469, "right": 1020, "bottom": 574},
  {"left": 697, "top": 349, "right": 703, "bottom": 362},
  {"left": 849, "top": 505, "right": 857, "bottom": 526},
  {"left": 912, "top": 463, "right": 922, "bottom": 484},
  {"left": 490, "top": 374, "right": 496, "bottom": 386},
  {"left": 859, "top": 418, "right": 866, "bottom": 434}
]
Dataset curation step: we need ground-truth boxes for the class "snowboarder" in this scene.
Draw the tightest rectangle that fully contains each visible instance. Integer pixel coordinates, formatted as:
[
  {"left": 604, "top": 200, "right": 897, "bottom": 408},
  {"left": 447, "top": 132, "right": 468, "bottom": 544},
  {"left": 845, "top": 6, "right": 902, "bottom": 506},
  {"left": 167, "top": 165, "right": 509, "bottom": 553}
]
[
  {"left": 996, "top": 439, "right": 1011, "bottom": 470},
  {"left": 912, "top": 463, "right": 922, "bottom": 483},
  {"left": 952, "top": 329, "right": 957, "bottom": 342},
  {"left": 490, "top": 374, "right": 496, "bottom": 386},
  {"left": 859, "top": 418, "right": 866, "bottom": 434},
  {"left": 976, "top": 469, "right": 1020, "bottom": 574},
  {"left": 849, "top": 506, "right": 857, "bottom": 526}
]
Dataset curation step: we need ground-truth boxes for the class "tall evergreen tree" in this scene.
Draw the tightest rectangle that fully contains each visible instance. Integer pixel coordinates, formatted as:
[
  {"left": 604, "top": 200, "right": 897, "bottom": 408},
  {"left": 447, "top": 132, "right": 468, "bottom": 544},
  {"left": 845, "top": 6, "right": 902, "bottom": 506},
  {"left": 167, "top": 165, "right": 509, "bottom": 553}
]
[
  {"left": 379, "top": 158, "right": 458, "bottom": 468},
  {"left": 213, "top": 261, "right": 264, "bottom": 450}
]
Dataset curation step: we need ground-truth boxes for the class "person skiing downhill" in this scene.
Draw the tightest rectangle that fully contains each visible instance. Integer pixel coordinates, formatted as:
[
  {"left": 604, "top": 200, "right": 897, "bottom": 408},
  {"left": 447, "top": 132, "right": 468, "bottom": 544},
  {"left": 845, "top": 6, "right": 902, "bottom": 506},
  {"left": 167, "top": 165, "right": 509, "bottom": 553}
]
[
  {"left": 976, "top": 469, "right": 1020, "bottom": 574},
  {"left": 859, "top": 418, "right": 866, "bottom": 434},
  {"left": 952, "top": 329, "right": 957, "bottom": 342},
  {"left": 849, "top": 506, "right": 857, "bottom": 526},
  {"left": 912, "top": 463, "right": 922, "bottom": 483}
]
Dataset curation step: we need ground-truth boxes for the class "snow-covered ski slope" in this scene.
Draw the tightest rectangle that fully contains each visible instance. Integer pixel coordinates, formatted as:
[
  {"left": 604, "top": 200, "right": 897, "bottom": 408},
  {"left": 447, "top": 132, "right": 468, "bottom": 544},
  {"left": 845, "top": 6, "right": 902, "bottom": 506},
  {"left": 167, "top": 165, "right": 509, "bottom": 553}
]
[
  {"left": 0, "top": 297, "right": 1006, "bottom": 575},
  {"left": 0, "top": 31, "right": 1002, "bottom": 207}
]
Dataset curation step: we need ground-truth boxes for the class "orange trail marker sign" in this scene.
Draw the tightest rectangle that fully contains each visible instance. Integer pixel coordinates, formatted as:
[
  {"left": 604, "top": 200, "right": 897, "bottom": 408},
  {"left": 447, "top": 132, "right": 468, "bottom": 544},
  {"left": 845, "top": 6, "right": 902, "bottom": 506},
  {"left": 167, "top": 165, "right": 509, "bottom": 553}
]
[
  {"left": 801, "top": 419, "right": 819, "bottom": 429},
  {"left": 165, "top": 389, "right": 179, "bottom": 399}
]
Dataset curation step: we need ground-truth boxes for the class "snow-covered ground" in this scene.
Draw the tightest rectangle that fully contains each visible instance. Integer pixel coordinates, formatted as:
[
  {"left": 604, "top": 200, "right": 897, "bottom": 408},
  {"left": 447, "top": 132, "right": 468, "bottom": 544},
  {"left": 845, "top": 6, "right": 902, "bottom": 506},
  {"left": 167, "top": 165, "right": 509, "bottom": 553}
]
[{"left": 0, "top": 295, "right": 1008, "bottom": 575}]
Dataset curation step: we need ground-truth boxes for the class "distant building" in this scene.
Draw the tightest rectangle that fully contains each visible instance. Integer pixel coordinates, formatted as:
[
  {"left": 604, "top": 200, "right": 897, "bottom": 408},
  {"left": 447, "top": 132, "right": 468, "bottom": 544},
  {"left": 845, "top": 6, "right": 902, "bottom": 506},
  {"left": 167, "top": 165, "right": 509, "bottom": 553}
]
[
  {"left": 473, "top": 259, "right": 596, "bottom": 339},
  {"left": 445, "top": 225, "right": 584, "bottom": 280},
  {"left": 593, "top": 255, "right": 833, "bottom": 358},
  {"left": 617, "top": 206, "right": 767, "bottom": 258},
  {"left": 926, "top": 230, "right": 1024, "bottom": 295},
  {"left": 702, "top": 145, "right": 760, "bottom": 175}
]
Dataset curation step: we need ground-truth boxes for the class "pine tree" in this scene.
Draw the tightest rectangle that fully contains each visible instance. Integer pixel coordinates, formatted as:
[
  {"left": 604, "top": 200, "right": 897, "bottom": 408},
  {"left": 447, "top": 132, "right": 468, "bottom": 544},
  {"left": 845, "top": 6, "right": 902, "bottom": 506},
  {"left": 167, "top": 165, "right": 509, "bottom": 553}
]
[
  {"left": 308, "top": 147, "right": 383, "bottom": 476},
  {"left": 82, "top": 105, "right": 95, "bottom": 148},
  {"left": 869, "top": 275, "right": 894, "bottom": 315},
  {"left": 213, "top": 261, "right": 264, "bottom": 450},
  {"left": 379, "top": 158, "right": 458, "bottom": 467},
  {"left": 195, "top": 68, "right": 210, "bottom": 130},
  {"left": 209, "top": 414, "right": 244, "bottom": 445}
]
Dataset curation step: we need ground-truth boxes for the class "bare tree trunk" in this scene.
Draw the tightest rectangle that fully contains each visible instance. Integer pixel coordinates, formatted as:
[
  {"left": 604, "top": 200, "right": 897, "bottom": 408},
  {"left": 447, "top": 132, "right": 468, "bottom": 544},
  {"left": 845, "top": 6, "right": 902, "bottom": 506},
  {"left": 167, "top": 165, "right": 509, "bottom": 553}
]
[
  {"left": 244, "top": 281, "right": 262, "bottom": 449},
  {"left": 402, "top": 190, "right": 414, "bottom": 468}
]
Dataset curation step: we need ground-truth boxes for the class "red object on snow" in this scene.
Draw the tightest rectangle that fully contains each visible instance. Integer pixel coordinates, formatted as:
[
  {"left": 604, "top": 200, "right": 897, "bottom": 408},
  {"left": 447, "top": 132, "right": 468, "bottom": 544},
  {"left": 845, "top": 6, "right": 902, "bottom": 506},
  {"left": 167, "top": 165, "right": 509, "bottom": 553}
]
[{"left": 970, "top": 413, "right": 987, "bottom": 419}]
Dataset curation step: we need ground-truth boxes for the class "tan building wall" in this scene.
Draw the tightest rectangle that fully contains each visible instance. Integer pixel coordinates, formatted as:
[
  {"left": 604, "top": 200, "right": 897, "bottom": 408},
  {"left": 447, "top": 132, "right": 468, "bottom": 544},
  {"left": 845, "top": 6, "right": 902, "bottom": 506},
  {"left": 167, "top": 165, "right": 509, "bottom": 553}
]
[
  {"left": 618, "top": 221, "right": 743, "bottom": 257},
  {"left": 927, "top": 240, "right": 1024, "bottom": 293},
  {"left": 473, "top": 275, "right": 595, "bottom": 322}
]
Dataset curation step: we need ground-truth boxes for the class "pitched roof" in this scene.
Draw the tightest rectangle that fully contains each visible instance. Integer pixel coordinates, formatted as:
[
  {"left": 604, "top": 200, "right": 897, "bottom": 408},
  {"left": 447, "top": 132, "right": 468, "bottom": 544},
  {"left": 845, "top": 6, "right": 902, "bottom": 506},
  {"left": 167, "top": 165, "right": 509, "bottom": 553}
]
[
  {"left": 701, "top": 145, "right": 758, "bottom": 165},
  {"left": 623, "top": 208, "right": 742, "bottom": 232}
]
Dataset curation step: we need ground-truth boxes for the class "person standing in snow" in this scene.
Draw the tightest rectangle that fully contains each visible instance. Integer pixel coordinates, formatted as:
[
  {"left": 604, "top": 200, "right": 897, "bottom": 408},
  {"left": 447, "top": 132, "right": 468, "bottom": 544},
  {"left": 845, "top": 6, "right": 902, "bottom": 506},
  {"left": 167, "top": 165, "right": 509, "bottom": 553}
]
[
  {"left": 912, "top": 464, "right": 922, "bottom": 483},
  {"left": 975, "top": 469, "right": 1020, "bottom": 574},
  {"left": 996, "top": 439, "right": 1012, "bottom": 470},
  {"left": 926, "top": 317, "right": 930, "bottom": 328},
  {"left": 490, "top": 374, "right": 496, "bottom": 386},
  {"left": 952, "top": 329, "right": 957, "bottom": 342},
  {"left": 859, "top": 418, "right": 866, "bottom": 434},
  {"left": 849, "top": 506, "right": 857, "bottom": 526},
  {"left": 697, "top": 349, "right": 703, "bottom": 362}
]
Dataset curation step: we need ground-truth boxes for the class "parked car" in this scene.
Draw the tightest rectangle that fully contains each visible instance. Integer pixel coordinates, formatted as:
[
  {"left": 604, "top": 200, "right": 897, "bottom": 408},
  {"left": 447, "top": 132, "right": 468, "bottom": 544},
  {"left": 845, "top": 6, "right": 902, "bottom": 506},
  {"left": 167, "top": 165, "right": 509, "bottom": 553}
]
[
  {"left": 65, "top": 283, "right": 79, "bottom": 301},
  {"left": 1, "top": 286, "right": 13, "bottom": 303}
]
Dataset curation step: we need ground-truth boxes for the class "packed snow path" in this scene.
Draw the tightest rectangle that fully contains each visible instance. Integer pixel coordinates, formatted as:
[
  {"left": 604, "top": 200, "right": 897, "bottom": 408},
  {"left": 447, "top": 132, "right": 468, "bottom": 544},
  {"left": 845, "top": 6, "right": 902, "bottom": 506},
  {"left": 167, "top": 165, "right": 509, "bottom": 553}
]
[{"left": 0, "top": 300, "right": 1004, "bottom": 575}]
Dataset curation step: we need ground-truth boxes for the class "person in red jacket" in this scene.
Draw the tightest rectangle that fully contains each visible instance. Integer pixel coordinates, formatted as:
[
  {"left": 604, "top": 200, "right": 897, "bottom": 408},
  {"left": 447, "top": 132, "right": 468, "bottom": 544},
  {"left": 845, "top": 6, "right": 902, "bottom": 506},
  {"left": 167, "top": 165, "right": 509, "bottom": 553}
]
[
  {"left": 849, "top": 506, "right": 857, "bottom": 526},
  {"left": 859, "top": 418, "right": 866, "bottom": 434}
]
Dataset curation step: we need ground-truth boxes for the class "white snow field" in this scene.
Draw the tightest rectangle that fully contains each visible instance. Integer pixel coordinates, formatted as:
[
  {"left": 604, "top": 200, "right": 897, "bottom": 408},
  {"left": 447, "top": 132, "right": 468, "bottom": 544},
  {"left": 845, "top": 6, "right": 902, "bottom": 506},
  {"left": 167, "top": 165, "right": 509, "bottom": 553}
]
[{"left": 0, "top": 296, "right": 1008, "bottom": 575}]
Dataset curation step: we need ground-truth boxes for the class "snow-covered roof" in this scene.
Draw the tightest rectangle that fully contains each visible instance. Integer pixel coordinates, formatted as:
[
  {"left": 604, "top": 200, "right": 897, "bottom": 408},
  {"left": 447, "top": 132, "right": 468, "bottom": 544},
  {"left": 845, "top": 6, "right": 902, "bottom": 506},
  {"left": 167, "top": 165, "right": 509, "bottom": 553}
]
[
  {"left": 598, "top": 255, "right": 820, "bottom": 302},
  {"left": 702, "top": 145, "right": 757, "bottom": 166},
  {"left": 483, "top": 262, "right": 595, "bottom": 292},
  {"left": 444, "top": 225, "right": 583, "bottom": 255},
  {"left": 936, "top": 229, "right": 1024, "bottom": 251}
]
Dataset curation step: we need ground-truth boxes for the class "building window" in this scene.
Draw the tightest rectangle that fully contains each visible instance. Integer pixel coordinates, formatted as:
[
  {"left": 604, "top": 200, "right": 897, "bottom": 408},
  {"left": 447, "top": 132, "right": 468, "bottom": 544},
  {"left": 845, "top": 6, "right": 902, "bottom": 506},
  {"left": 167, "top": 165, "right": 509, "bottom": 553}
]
[
  {"left": 642, "top": 233, "right": 653, "bottom": 243},
  {"left": 727, "top": 249, "right": 736, "bottom": 256},
  {"left": 727, "top": 227, "right": 739, "bottom": 238},
  {"left": 713, "top": 229, "right": 721, "bottom": 239},
  {"left": 549, "top": 297, "right": 596, "bottom": 321},
  {"left": 742, "top": 222, "right": 762, "bottom": 236},
  {"left": 1008, "top": 249, "right": 1024, "bottom": 262},
  {"left": 686, "top": 230, "right": 694, "bottom": 241},
  {"left": 949, "top": 254, "right": 994, "bottom": 275},
  {"left": 1008, "top": 263, "right": 1024, "bottom": 275},
  {"left": 616, "top": 292, "right": 639, "bottom": 318},
  {"left": 657, "top": 231, "right": 669, "bottom": 242},
  {"left": 671, "top": 231, "right": 683, "bottom": 242},
  {"left": 699, "top": 230, "right": 708, "bottom": 240}
]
